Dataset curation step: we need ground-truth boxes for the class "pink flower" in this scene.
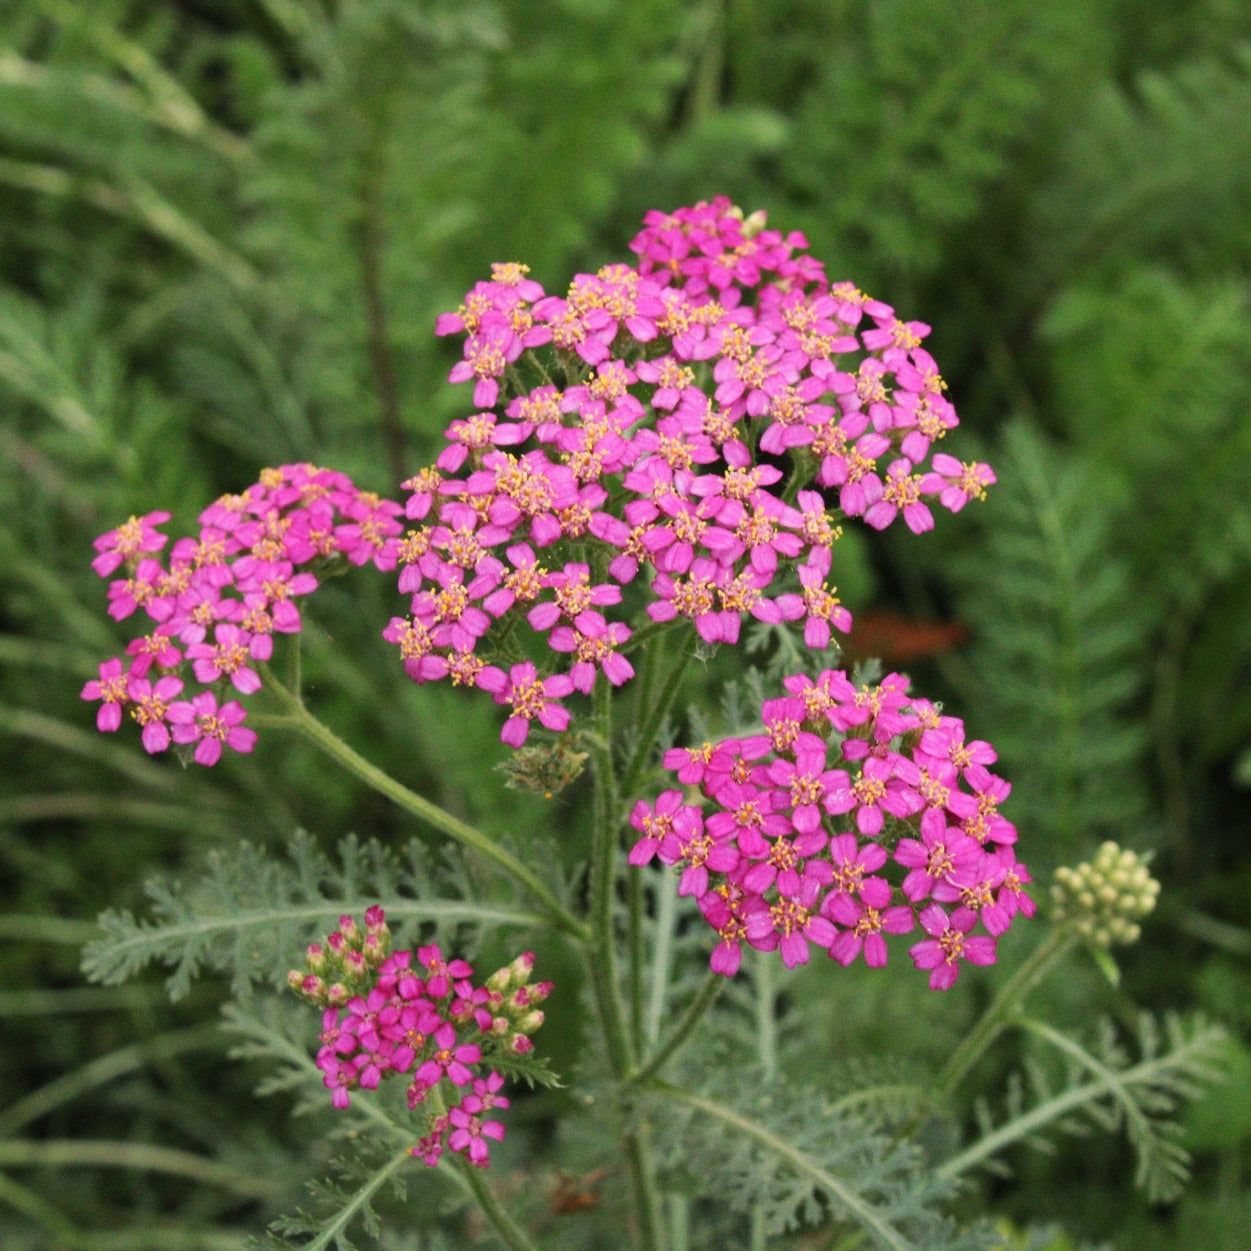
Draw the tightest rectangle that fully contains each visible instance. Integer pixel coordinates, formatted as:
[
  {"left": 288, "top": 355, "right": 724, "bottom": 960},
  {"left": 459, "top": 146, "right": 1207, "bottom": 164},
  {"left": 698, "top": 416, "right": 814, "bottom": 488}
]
[
  {"left": 827, "top": 895, "right": 914, "bottom": 968},
  {"left": 186, "top": 623, "right": 263, "bottom": 695},
  {"left": 413, "top": 1022, "right": 481, "bottom": 1090},
  {"left": 863, "top": 459, "right": 934, "bottom": 534},
  {"left": 744, "top": 892, "right": 836, "bottom": 969},
  {"left": 81, "top": 658, "right": 129, "bottom": 731},
  {"left": 126, "top": 673, "right": 183, "bottom": 753},
  {"left": 92, "top": 511, "right": 170, "bottom": 577},
  {"left": 447, "top": 1101, "right": 507, "bottom": 1167},
  {"left": 167, "top": 692, "right": 257, "bottom": 766},
  {"left": 477, "top": 661, "right": 574, "bottom": 747},
  {"left": 893, "top": 808, "right": 983, "bottom": 903},
  {"left": 909, "top": 904, "right": 996, "bottom": 990}
]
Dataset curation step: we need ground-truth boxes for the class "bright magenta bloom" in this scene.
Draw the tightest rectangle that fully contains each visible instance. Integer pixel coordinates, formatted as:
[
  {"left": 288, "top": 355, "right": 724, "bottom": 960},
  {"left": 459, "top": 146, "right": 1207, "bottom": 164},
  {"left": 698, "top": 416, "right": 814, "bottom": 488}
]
[
  {"left": 81, "top": 658, "right": 129, "bottom": 732},
  {"left": 637, "top": 667, "right": 1029, "bottom": 988}
]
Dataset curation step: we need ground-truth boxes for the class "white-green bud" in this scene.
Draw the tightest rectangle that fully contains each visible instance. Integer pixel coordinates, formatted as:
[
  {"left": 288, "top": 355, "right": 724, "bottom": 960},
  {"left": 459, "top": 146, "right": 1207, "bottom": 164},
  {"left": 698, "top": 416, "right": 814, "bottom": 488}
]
[{"left": 1050, "top": 843, "right": 1159, "bottom": 949}]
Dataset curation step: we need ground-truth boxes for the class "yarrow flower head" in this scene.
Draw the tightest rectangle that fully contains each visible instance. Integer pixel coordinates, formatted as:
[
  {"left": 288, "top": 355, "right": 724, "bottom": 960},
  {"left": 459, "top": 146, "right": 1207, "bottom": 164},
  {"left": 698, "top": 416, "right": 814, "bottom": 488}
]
[
  {"left": 288, "top": 909, "right": 551, "bottom": 1169},
  {"left": 377, "top": 199, "right": 993, "bottom": 751},
  {"left": 84, "top": 464, "right": 402, "bottom": 764},
  {"left": 631, "top": 667, "right": 1030, "bottom": 989}
]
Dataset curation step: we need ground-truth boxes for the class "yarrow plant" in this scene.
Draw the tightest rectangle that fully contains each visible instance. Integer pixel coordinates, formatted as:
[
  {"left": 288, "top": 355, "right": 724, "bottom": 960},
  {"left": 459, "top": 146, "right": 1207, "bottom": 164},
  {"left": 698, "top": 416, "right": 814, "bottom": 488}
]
[{"left": 79, "top": 200, "right": 1216, "bottom": 1251}]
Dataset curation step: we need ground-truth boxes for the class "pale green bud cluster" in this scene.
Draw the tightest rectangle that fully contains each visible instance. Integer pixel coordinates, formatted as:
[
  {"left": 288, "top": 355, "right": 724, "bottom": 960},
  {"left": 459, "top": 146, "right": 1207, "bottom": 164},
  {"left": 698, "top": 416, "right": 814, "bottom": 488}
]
[{"left": 1051, "top": 842, "right": 1160, "bottom": 948}]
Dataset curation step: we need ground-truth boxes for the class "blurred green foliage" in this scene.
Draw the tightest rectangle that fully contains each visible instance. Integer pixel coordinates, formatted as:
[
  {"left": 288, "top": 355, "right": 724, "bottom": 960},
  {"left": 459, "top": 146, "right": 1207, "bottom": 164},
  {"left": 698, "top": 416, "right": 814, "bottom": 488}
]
[{"left": 2, "top": 0, "right": 1250, "bottom": 1247}]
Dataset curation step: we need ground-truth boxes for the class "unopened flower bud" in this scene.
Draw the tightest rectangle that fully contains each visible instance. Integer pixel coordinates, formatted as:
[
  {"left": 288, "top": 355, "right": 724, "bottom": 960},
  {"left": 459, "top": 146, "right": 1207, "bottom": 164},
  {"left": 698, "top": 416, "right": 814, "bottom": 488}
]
[
  {"left": 517, "top": 1009, "right": 545, "bottom": 1034},
  {"left": 287, "top": 968, "right": 305, "bottom": 993},
  {"left": 338, "top": 914, "right": 359, "bottom": 943},
  {"left": 326, "top": 982, "right": 350, "bottom": 1008},
  {"left": 508, "top": 1034, "right": 534, "bottom": 1056},
  {"left": 528, "top": 980, "right": 554, "bottom": 1004},
  {"left": 300, "top": 973, "right": 325, "bottom": 1000},
  {"left": 364, "top": 904, "right": 386, "bottom": 929},
  {"left": 486, "top": 966, "right": 512, "bottom": 994},
  {"left": 362, "top": 932, "right": 389, "bottom": 966},
  {"left": 1051, "top": 843, "right": 1158, "bottom": 949},
  {"left": 509, "top": 951, "right": 535, "bottom": 983}
]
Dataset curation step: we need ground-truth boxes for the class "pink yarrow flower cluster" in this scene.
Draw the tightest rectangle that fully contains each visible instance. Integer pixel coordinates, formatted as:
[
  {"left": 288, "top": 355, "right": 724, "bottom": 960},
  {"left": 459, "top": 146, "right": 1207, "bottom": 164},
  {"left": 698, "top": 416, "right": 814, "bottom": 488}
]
[
  {"left": 290, "top": 908, "right": 550, "bottom": 1170},
  {"left": 631, "top": 669, "right": 1033, "bottom": 988},
  {"left": 83, "top": 464, "right": 403, "bottom": 763},
  {"left": 389, "top": 199, "right": 993, "bottom": 748}
]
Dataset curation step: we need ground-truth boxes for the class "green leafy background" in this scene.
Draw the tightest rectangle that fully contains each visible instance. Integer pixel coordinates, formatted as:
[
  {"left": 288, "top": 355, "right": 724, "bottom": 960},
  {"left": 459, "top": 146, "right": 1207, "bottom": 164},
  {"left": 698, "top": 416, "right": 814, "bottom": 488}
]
[{"left": 2, "top": 1, "right": 1249, "bottom": 1247}]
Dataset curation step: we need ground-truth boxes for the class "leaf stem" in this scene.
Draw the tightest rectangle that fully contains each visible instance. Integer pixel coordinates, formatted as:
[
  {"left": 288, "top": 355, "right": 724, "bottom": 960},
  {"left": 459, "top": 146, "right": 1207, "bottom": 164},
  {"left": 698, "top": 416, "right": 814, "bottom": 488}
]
[
  {"left": 260, "top": 667, "right": 589, "bottom": 941},
  {"left": 931, "top": 928, "right": 1074, "bottom": 1104}
]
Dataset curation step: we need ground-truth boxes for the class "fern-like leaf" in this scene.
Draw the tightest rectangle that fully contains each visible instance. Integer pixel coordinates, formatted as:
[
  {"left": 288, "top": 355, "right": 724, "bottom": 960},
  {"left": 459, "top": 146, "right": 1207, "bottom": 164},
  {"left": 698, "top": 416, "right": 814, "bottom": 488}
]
[
  {"left": 651, "top": 1075, "right": 995, "bottom": 1250},
  {"left": 83, "top": 832, "right": 546, "bottom": 999},
  {"left": 941, "top": 1012, "right": 1229, "bottom": 1204}
]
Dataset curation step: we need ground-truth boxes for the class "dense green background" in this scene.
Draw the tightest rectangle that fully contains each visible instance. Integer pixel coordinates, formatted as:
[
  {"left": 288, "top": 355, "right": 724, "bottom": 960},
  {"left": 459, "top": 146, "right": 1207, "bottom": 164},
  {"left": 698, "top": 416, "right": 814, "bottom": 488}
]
[{"left": 2, "top": 1, "right": 1251, "bottom": 1247}]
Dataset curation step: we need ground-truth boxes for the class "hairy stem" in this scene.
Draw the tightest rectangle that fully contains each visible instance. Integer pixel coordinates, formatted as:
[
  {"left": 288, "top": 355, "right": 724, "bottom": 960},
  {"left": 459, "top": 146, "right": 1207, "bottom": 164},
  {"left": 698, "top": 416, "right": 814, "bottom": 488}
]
[
  {"left": 585, "top": 676, "right": 665, "bottom": 1251},
  {"left": 933, "top": 928, "right": 1074, "bottom": 1103},
  {"left": 457, "top": 1154, "right": 537, "bottom": 1251},
  {"left": 621, "top": 636, "right": 696, "bottom": 800},
  {"left": 630, "top": 971, "right": 724, "bottom": 1086},
  {"left": 261, "top": 667, "right": 589, "bottom": 941}
]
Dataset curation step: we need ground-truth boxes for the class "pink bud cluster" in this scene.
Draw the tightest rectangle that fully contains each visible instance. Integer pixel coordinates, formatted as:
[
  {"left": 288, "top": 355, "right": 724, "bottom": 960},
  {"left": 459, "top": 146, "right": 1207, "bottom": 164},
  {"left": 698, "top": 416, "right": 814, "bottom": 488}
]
[
  {"left": 630, "top": 669, "right": 1034, "bottom": 989},
  {"left": 290, "top": 909, "right": 551, "bottom": 1169},
  {"left": 386, "top": 199, "right": 994, "bottom": 748},
  {"left": 82, "top": 464, "right": 403, "bottom": 763}
]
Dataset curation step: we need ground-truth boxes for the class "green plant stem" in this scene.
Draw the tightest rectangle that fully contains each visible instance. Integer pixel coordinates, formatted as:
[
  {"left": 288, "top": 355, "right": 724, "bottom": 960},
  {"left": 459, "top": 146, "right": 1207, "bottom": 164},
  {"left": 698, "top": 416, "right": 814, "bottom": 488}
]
[
  {"left": 621, "top": 637, "right": 696, "bottom": 799},
  {"left": 932, "top": 928, "right": 1074, "bottom": 1104},
  {"left": 630, "top": 971, "right": 724, "bottom": 1086},
  {"left": 622, "top": 615, "right": 682, "bottom": 658},
  {"left": 646, "top": 877, "right": 678, "bottom": 1047},
  {"left": 425, "top": 1086, "right": 535, "bottom": 1251},
  {"left": 750, "top": 950, "right": 777, "bottom": 1251},
  {"left": 260, "top": 667, "right": 589, "bottom": 942},
  {"left": 585, "top": 677, "right": 665, "bottom": 1251},
  {"left": 0, "top": 1026, "right": 217, "bottom": 1138},
  {"left": 628, "top": 866, "right": 646, "bottom": 1054},
  {"left": 457, "top": 1156, "right": 537, "bottom": 1251}
]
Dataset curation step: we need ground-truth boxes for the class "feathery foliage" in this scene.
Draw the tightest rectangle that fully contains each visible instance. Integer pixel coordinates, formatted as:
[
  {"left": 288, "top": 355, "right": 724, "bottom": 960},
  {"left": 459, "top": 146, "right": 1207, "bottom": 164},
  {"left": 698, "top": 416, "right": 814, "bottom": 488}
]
[
  {"left": 652, "top": 1076, "right": 994, "bottom": 1250},
  {"left": 948, "top": 1013, "right": 1229, "bottom": 1203},
  {"left": 83, "top": 833, "right": 546, "bottom": 1000}
]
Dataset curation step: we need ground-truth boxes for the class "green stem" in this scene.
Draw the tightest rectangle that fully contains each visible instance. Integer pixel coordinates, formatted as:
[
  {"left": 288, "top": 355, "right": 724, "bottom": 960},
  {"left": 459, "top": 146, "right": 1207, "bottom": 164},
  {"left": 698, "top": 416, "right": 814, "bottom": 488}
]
[
  {"left": 0, "top": 1139, "right": 277, "bottom": 1199},
  {"left": 645, "top": 877, "right": 679, "bottom": 1047},
  {"left": 621, "top": 638, "right": 697, "bottom": 799},
  {"left": 932, "top": 928, "right": 1074, "bottom": 1103},
  {"left": 750, "top": 950, "right": 777, "bottom": 1251},
  {"left": 621, "top": 616, "right": 682, "bottom": 657},
  {"left": 261, "top": 668, "right": 589, "bottom": 942},
  {"left": 629, "top": 867, "right": 646, "bottom": 1055},
  {"left": 457, "top": 1156, "right": 537, "bottom": 1251},
  {"left": 584, "top": 677, "right": 665, "bottom": 1251},
  {"left": 630, "top": 971, "right": 724, "bottom": 1086}
]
